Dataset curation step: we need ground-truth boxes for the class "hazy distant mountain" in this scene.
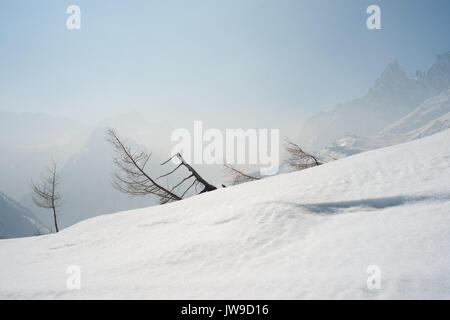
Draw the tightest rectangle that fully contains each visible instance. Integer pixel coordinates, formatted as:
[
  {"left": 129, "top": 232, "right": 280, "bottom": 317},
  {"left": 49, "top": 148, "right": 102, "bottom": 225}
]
[
  {"left": 425, "top": 52, "right": 450, "bottom": 96},
  {"left": 0, "top": 111, "right": 186, "bottom": 230},
  {"left": 0, "top": 112, "right": 85, "bottom": 149},
  {"left": 381, "top": 88, "right": 450, "bottom": 139},
  {"left": 39, "top": 128, "right": 167, "bottom": 228},
  {"left": 298, "top": 52, "right": 450, "bottom": 152},
  {"left": 0, "top": 191, "right": 48, "bottom": 239},
  {"left": 320, "top": 88, "right": 450, "bottom": 159},
  {"left": 0, "top": 112, "right": 90, "bottom": 200}
]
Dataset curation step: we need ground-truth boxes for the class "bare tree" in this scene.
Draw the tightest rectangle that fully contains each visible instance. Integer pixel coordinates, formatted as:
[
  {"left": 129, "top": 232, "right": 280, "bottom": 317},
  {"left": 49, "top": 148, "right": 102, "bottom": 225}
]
[
  {"left": 223, "top": 137, "right": 324, "bottom": 186},
  {"left": 106, "top": 128, "right": 217, "bottom": 205},
  {"left": 31, "top": 161, "right": 62, "bottom": 233},
  {"left": 223, "top": 164, "right": 260, "bottom": 185},
  {"left": 284, "top": 137, "right": 321, "bottom": 170}
]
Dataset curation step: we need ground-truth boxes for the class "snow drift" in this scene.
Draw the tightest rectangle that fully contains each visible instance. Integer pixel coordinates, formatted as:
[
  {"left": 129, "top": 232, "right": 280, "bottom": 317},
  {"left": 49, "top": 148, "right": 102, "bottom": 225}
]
[{"left": 1, "top": 129, "right": 450, "bottom": 299}]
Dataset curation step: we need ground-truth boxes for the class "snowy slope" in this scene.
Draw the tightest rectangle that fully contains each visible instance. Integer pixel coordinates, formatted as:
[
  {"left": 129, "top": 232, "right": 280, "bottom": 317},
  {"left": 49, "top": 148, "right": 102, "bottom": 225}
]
[
  {"left": 0, "top": 192, "right": 48, "bottom": 239},
  {"left": 0, "top": 130, "right": 450, "bottom": 299}
]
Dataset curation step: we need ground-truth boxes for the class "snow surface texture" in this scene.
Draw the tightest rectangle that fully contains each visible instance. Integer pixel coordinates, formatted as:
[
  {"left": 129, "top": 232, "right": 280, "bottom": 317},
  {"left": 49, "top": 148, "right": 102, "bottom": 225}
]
[{"left": 1, "top": 130, "right": 449, "bottom": 299}]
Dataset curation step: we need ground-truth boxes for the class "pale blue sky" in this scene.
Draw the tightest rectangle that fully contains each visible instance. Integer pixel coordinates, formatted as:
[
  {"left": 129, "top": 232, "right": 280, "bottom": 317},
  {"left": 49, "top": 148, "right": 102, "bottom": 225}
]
[{"left": 1, "top": 0, "right": 449, "bottom": 124}]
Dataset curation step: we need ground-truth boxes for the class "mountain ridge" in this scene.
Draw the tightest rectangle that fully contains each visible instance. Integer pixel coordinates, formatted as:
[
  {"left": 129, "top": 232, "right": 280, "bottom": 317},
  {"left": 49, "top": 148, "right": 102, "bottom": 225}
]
[
  {"left": 320, "top": 87, "right": 450, "bottom": 158},
  {"left": 297, "top": 51, "right": 450, "bottom": 151},
  {"left": 0, "top": 191, "right": 48, "bottom": 239}
]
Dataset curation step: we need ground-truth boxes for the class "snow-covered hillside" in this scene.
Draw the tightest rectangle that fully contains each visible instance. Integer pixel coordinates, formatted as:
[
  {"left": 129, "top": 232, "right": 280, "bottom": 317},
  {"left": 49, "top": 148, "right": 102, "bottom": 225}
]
[{"left": 1, "top": 130, "right": 449, "bottom": 299}]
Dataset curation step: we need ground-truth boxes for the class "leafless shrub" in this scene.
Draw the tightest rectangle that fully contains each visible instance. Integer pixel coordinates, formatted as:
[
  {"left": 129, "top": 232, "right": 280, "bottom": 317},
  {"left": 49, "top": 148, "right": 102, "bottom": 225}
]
[
  {"left": 223, "top": 164, "right": 260, "bottom": 185},
  {"left": 284, "top": 137, "right": 321, "bottom": 170}
]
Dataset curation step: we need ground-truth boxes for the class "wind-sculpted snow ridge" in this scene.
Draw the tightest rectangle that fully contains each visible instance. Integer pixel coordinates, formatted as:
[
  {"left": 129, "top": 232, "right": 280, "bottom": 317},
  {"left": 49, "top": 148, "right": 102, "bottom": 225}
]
[{"left": 1, "top": 129, "right": 450, "bottom": 299}]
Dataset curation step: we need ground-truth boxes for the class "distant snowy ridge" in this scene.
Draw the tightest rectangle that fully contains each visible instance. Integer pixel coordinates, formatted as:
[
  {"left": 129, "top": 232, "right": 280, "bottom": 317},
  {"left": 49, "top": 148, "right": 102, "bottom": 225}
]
[
  {"left": 381, "top": 87, "right": 450, "bottom": 139},
  {"left": 321, "top": 88, "right": 450, "bottom": 158},
  {"left": 298, "top": 52, "right": 450, "bottom": 151},
  {"left": 1, "top": 129, "right": 449, "bottom": 299}
]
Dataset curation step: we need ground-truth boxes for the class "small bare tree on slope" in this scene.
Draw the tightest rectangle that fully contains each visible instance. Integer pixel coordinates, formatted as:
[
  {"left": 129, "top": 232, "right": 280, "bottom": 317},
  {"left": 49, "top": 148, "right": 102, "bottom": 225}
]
[
  {"left": 31, "top": 161, "right": 62, "bottom": 233},
  {"left": 284, "top": 137, "right": 322, "bottom": 170},
  {"left": 223, "top": 164, "right": 260, "bottom": 185},
  {"left": 106, "top": 128, "right": 217, "bottom": 205},
  {"left": 223, "top": 137, "right": 323, "bottom": 185}
]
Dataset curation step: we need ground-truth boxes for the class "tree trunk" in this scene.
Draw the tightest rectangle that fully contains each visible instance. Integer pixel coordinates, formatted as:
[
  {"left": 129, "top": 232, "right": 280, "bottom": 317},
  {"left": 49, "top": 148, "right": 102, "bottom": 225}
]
[
  {"left": 52, "top": 206, "right": 59, "bottom": 232},
  {"left": 175, "top": 153, "right": 217, "bottom": 193}
]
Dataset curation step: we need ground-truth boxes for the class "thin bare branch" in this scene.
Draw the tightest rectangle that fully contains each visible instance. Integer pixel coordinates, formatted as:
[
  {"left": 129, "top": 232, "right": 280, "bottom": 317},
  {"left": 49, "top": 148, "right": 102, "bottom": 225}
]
[
  {"left": 284, "top": 137, "right": 322, "bottom": 170},
  {"left": 31, "top": 161, "right": 61, "bottom": 232},
  {"left": 106, "top": 128, "right": 182, "bottom": 203},
  {"left": 106, "top": 128, "right": 218, "bottom": 206},
  {"left": 223, "top": 164, "right": 261, "bottom": 186}
]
